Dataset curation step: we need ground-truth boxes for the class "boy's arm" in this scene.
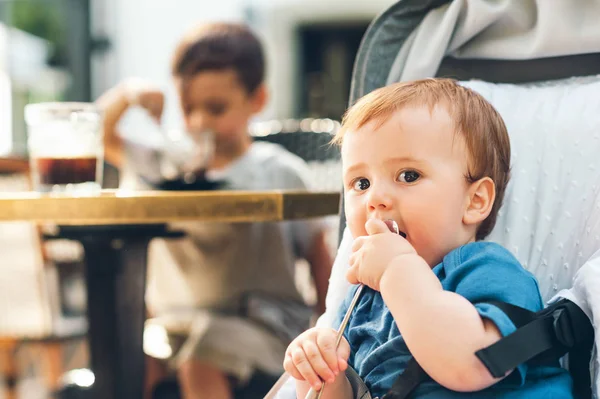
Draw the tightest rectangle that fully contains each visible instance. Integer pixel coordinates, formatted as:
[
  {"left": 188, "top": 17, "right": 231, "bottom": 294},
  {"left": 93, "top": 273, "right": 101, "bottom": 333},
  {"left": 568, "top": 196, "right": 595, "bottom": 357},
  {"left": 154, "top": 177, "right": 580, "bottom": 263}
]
[
  {"left": 96, "top": 84, "right": 130, "bottom": 168},
  {"left": 379, "top": 255, "right": 505, "bottom": 392},
  {"left": 96, "top": 79, "right": 164, "bottom": 169},
  {"left": 306, "top": 230, "right": 334, "bottom": 315}
]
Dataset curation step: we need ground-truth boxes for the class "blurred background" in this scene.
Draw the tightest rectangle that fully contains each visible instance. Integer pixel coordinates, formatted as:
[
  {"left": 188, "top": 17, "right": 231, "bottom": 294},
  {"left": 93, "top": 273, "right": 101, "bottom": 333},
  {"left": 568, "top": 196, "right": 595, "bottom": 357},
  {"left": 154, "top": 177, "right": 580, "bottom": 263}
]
[{"left": 0, "top": 0, "right": 396, "bottom": 157}]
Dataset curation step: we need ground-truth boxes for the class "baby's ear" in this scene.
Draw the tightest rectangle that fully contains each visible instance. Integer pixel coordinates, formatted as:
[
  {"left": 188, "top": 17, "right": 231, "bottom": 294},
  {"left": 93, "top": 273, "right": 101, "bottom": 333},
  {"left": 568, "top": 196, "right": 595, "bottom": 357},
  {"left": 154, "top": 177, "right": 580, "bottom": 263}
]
[{"left": 463, "top": 177, "right": 495, "bottom": 226}]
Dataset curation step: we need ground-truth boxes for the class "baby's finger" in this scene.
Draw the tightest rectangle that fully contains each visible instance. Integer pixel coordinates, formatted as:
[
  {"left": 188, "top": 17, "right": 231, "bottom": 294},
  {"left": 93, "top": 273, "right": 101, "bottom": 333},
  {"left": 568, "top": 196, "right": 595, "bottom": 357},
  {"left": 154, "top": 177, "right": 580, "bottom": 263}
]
[
  {"left": 316, "top": 330, "right": 340, "bottom": 376},
  {"left": 291, "top": 346, "right": 322, "bottom": 390},
  {"left": 302, "top": 340, "right": 336, "bottom": 384},
  {"left": 346, "top": 266, "right": 360, "bottom": 285},
  {"left": 351, "top": 236, "right": 366, "bottom": 252},
  {"left": 337, "top": 337, "right": 351, "bottom": 371},
  {"left": 348, "top": 252, "right": 358, "bottom": 268},
  {"left": 365, "top": 218, "right": 391, "bottom": 236},
  {"left": 283, "top": 353, "right": 305, "bottom": 382}
]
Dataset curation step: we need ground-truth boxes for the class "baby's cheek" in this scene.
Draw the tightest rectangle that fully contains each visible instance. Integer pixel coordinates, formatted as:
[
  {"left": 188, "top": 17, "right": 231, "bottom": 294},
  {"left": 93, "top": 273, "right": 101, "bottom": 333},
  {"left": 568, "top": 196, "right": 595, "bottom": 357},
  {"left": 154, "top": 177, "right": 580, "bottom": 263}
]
[
  {"left": 345, "top": 212, "right": 367, "bottom": 238},
  {"left": 347, "top": 224, "right": 362, "bottom": 239},
  {"left": 410, "top": 235, "right": 441, "bottom": 267}
]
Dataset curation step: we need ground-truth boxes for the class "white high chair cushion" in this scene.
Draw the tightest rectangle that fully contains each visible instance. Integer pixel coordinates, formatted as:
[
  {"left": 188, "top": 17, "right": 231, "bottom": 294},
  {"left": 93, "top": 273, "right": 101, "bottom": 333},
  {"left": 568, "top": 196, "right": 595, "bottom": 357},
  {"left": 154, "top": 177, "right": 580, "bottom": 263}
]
[
  {"left": 316, "top": 227, "right": 353, "bottom": 329},
  {"left": 462, "top": 76, "right": 600, "bottom": 302}
]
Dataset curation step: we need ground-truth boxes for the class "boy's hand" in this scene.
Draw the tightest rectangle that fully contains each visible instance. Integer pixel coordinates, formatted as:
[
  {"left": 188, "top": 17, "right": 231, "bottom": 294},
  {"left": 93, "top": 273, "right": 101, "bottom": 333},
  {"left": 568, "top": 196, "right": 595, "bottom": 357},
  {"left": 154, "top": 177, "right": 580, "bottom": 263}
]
[
  {"left": 347, "top": 219, "right": 418, "bottom": 291},
  {"left": 284, "top": 327, "right": 350, "bottom": 391},
  {"left": 121, "top": 78, "right": 165, "bottom": 122}
]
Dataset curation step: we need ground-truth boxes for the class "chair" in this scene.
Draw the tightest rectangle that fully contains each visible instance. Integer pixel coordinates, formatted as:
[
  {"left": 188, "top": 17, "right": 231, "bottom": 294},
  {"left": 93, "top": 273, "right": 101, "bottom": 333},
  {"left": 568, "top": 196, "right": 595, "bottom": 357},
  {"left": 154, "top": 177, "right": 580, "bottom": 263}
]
[
  {"left": 0, "top": 161, "right": 88, "bottom": 399},
  {"left": 350, "top": 1, "right": 600, "bottom": 396},
  {"left": 250, "top": 118, "right": 342, "bottom": 192},
  {"left": 271, "top": 1, "right": 600, "bottom": 398}
]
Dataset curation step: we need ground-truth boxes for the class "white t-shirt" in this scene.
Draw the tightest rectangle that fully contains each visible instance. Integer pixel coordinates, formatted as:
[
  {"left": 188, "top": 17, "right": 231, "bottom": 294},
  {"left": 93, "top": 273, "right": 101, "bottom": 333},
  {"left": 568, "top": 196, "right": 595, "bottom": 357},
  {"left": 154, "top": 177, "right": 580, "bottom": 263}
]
[{"left": 123, "top": 141, "right": 323, "bottom": 338}]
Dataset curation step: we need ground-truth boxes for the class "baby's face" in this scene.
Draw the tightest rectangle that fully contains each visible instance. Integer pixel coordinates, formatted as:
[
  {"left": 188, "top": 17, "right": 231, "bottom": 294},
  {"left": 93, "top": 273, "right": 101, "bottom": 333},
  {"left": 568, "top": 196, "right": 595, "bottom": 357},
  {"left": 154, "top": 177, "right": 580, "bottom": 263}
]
[{"left": 342, "top": 104, "right": 474, "bottom": 267}]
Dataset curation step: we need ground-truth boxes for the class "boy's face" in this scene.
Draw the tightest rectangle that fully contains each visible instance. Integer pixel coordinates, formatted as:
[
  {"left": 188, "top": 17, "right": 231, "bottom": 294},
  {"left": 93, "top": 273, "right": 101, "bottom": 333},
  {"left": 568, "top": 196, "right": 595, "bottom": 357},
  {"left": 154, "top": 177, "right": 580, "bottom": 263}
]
[
  {"left": 177, "top": 68, "right": 265, "bottom": 148},
  {"left": 342, "top": 104, "right": 475, "bottom": 267}
]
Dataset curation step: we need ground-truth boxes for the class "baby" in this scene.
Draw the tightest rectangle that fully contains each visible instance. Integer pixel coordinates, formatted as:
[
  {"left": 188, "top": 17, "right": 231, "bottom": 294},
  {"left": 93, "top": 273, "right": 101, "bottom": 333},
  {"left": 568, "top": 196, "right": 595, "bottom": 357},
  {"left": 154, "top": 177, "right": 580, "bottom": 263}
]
[{"left": 284, "top": 79, "right": 573, "bottom": 398}]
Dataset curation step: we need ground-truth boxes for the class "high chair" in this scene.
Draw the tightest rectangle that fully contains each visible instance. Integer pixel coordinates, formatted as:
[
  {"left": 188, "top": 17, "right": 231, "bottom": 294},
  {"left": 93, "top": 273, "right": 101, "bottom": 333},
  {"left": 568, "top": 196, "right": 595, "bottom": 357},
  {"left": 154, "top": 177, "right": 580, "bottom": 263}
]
[
  {"left": 251, "top": 118, "right": 341, "bottom": 193},
  {"left": 271, "top": 1, "right": 600, "bottom": 398}
]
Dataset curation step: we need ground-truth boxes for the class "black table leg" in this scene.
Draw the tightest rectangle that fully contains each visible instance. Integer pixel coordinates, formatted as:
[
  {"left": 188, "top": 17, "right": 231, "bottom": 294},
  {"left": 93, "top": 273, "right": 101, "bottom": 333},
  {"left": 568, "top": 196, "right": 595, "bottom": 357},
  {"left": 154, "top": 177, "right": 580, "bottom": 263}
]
[
  {"left": 81, "top": 237, "right": 149, "bottom": 399},
  {"left": 56, "top": 225, "right": 183, "bottom": 399}
]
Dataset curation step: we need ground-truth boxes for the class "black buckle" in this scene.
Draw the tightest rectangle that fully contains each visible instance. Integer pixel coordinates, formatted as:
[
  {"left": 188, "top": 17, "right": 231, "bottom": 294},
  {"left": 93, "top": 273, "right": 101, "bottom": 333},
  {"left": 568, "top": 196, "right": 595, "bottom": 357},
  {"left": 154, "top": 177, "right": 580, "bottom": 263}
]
[
  {"left": 548, "top": 299, "right": 591, "bottom": 351},
  {"left": 553, "top": 307, "right": 574, "bottom": 348},
  {"left": 526, "top": 299, "right": 593, "bottom": 367}
]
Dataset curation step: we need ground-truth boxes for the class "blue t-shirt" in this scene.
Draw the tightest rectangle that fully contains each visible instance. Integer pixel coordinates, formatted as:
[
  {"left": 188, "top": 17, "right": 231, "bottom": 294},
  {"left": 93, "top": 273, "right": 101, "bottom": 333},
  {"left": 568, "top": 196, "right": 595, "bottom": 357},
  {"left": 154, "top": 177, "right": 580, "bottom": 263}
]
[{"left": 335, "top": 242, "right": 573, "bottom": 398}]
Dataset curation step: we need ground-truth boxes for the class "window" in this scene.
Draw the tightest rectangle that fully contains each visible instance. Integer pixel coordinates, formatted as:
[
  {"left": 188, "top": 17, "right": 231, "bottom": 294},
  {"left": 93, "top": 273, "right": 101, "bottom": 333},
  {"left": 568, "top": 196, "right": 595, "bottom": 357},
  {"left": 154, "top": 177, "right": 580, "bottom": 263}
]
[{"left": 0, "top": 0, "right": 91, "bottom": 156}]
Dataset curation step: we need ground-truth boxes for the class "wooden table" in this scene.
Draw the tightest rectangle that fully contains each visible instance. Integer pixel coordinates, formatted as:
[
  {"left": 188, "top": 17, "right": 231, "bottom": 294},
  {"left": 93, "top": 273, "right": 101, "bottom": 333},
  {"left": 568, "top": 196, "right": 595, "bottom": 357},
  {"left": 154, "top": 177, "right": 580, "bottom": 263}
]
[
  {"left": 0, "top": 189, "right": 340, "bottom": 224},
  {"left": 0, "top": 190, "right": 340, "bottom": 399}
]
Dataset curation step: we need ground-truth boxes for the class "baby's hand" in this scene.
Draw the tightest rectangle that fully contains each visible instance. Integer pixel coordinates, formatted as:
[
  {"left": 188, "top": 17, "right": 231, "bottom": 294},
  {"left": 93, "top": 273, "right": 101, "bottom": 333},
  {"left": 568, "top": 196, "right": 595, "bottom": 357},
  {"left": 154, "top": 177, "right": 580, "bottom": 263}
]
[
  {"left": 283, "top": 327, "right": 350, "bottom": 391},
  {"left": 348, "top": 219, "right": 418, "bottom": 291},
  {"left": 121, "top": 78, "right": 165, "bottom": 122}
]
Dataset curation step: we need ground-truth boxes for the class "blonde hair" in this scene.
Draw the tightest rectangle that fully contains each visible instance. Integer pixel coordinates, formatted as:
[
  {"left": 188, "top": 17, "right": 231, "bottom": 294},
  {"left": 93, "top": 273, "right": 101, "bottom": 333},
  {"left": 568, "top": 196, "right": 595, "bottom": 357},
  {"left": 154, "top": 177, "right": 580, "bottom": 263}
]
[{"left": 335, "top": 78, "right": 510, "bottom": 240}]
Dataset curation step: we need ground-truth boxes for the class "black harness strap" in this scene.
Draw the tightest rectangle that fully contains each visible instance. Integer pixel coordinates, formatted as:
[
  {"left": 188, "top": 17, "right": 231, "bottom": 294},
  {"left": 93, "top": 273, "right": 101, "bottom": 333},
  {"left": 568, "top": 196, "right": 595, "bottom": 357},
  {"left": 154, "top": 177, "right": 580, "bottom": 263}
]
[
  {"left": 381, "top": 299, "right": 593, "bottom": 399},
  {"left": 381, "top": 358, "right": 430, "bottom": 399},
  {"left": 474, "top": 301, "right": 555, "bottom": 377},
  {"left": 569, "top": 340, "right": 594, "bottom": 399},
  {"left": 476, "top": 299, "right": 593, "bottom": 399}
]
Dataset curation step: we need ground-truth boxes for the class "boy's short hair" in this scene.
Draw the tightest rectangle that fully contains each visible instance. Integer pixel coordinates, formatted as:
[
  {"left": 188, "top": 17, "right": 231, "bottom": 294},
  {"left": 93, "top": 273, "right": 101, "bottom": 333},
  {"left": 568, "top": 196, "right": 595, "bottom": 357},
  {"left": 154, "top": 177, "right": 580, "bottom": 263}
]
[
  {"left": 335, "top": 78, "right": 510, "bottom": 240},
  {"left": 171, "top": 22, "right": 265, "bottom": 94}
]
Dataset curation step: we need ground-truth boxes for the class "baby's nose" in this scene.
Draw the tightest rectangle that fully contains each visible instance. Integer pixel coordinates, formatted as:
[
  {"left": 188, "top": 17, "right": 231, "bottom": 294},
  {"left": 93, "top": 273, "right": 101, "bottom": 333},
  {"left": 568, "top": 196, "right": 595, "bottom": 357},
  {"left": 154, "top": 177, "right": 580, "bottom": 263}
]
[{"left": 367, "top": 188, "right": 393, "bottom": 210}]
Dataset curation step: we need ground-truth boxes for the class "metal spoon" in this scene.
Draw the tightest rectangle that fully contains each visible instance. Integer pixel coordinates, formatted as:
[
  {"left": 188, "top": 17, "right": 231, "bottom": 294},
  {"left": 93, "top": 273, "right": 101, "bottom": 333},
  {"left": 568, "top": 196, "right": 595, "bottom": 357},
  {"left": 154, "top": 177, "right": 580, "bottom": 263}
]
[{"left": 305, "top": 220, "right": 399, "bottom": 399}]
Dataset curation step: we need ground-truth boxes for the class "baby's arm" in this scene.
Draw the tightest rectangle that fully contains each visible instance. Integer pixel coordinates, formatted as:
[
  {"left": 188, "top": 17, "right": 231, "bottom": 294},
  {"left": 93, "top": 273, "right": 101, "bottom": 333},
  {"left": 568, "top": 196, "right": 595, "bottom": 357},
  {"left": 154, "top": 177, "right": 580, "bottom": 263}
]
[
  {"left": 380, "top": 255, "right": 505, "bottom": 392},
  {"left": 284, "top": 327, "right": 354, "bottom": 399}
]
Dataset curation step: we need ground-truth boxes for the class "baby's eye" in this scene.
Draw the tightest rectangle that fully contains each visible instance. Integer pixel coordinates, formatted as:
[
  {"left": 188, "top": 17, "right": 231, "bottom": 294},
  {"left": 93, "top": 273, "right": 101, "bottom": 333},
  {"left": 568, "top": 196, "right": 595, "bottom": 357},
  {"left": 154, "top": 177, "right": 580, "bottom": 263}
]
[
  {"left": 352, "top": 178, "right": 370, "bottom": 191},
  {"left": 398, "top": 170, "right": 421, "bottom": 183}
]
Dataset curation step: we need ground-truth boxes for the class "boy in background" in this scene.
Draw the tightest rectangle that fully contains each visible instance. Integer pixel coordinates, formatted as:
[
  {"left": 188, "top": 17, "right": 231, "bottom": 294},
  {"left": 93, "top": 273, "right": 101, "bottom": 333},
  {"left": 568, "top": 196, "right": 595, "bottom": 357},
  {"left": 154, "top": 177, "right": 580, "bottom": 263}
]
[{"left": 97, "top": 23, "right": 333, "bottom": 399}]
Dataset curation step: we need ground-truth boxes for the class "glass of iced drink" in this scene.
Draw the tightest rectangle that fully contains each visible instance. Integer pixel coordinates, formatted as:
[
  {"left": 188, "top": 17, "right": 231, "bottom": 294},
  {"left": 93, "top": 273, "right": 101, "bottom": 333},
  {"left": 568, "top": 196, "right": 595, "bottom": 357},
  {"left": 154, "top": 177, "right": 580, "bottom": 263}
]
[{"left": 25, "top": 102, "right": 103, "bottom": 194}]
